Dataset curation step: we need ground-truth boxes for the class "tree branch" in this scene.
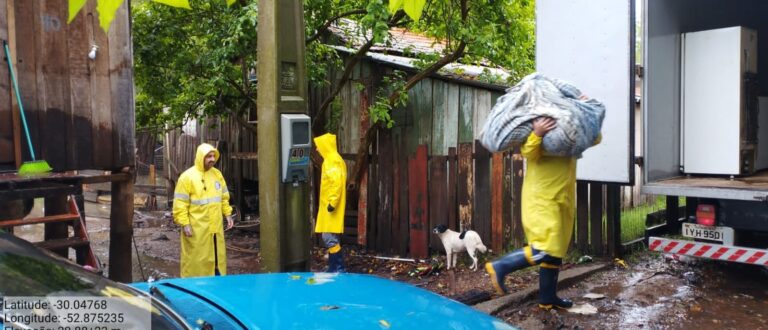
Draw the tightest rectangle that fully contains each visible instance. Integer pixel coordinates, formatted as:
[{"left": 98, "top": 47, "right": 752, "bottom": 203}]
[
  {"left": 306, "top": 9, "right": 368, "bottom": 44},
  {"left": 311, "top": 11, "right": 406, "bottom": 134}
]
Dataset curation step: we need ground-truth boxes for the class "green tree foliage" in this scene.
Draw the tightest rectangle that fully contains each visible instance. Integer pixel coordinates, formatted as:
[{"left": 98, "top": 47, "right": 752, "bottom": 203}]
[
  {"left": 130, "top": 0, "right": 535, "bottom": 143},
  {"left": 132, "top": 0, "right": 258, "bottom": 130}
]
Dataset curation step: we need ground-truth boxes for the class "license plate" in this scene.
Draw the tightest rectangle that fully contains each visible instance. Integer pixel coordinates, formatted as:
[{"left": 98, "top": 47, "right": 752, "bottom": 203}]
[{"left": 682, "top": 223, "right": 734, "bottom": 245}]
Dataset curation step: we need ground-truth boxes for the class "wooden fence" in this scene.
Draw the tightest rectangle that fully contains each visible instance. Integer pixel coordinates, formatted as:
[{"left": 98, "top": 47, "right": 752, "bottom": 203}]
[{"left": 353, "top": 141, "right": 623, "bottom": 259}]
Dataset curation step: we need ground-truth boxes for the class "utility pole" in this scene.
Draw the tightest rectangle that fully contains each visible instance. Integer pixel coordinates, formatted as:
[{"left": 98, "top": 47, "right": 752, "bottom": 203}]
[{"left": 257, "top": 0, "right": 310, "bottom": 272}]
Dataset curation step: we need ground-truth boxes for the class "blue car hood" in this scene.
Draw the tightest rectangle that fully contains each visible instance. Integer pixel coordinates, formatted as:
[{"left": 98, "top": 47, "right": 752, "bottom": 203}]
[{"left": 132, "top": 272, "right": 514, "bottom": 329}]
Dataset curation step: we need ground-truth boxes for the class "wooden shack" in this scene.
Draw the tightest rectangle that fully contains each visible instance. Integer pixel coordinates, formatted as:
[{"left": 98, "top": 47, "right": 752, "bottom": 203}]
[
  {"left": 0, "top": 0, "right": 135, "bottom": 283},
  {"left": 0, "top": 0, "right": 133, "bottom": 171}
]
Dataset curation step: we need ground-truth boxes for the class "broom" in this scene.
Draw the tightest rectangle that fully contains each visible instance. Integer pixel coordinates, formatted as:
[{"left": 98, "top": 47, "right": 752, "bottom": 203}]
[{"left": 3, "top": 40, "right": 51, "bottom": 175}]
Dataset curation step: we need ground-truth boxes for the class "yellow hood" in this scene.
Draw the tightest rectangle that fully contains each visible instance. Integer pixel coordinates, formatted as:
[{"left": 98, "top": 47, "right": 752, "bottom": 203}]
[
  {"left": 313, "top": 133, "right": 338, "bottom": 159},
  {"left": 195, "top": 143, "right": 220, "bottom": 171}
]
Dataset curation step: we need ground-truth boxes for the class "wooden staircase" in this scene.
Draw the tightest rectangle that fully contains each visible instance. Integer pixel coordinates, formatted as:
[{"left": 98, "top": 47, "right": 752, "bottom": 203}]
[{"left": 0, "top": 196, "right": 101, "bottom": 272}]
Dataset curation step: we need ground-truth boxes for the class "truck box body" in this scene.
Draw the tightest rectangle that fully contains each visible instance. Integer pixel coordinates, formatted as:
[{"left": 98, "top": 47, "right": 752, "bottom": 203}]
[
  {"left": 642, "top": 0, "right": 768, "bottom": 201},
  {"left": 538, "top": 0, "right": 768, "bottom": 263}
]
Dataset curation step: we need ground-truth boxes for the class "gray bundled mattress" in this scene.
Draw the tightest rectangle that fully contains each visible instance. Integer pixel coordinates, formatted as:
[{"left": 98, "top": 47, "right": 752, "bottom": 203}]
[{"left": 480, "top": 73, "right": 605, "bottom": 157}]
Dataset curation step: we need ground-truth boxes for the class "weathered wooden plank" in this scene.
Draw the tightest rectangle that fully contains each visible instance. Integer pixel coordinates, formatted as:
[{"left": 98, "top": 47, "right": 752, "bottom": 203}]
[
  {"left": 357, "top": 77, "right": 370, "bottom": 247},
  {"left": 431, "top": 80, "right": 446, "bottom": 155},
  {"left": 511, "top": 150, "right": 524, "bottom": 247},
  {"left": 416, "top": 79, "right": 433, "bottom": 150},
  {"left": 457, "top": 142, "right": 473, "bottom": 231},
  {"left": 458, "top": 86, "right": 474, "bottom": 143},
  {"left": 429, "top": 155, "right": 448, "bottom": 251},
  {"left": 366, "top": 149, "right": 378, "bottom": 249},
  {"left": 0, "top": 1, "right": 15, "bottom": 165},
  {"left": 391, "top": 126, "right": 407, "bottom": 255},
  {"left": 444, "top": 84, "right": 460, "bottom": 153},
  {"left": 576, "top": 181, "right": 589, "bottom": 253},
  {"left": 108, "top": 1, "right": 134, "bottom": 168},
  {"left": 37, "top": 1, "right": 70, "bottom": 170},
  {"left": 473, "top": 140, "right": 491, "bottom": 243},
  {"left": 408, "top": 144, "right": 428, "bottom": 259},
  {"left": 491, "top": 152, "right": 504, "bottom": 252},
  {"left": 589, "top": 183, "right": 604, "bottom": 255},
  {"left": 405, "top": 80, "right": 420, "bottom": 155},
  {"left": 348, "top": 64, "right": 361, "bottom": 154},
  {"left": 376, "top": 128, "right": 392, "bottom": 253},
  {"left": 447, "top": 147, "right": 458, "bottom": 232},
  {"left": 472, "top": 90, "right": 492, "bottom": 140},
  {"left": 502, "top": 151, "right": 513, "bottom": 250},
  {"left": 606, "top": 184, "right": 621, "bottom": 258},
  {"left": 89, "top": 0, "right": 112, "bottom": 169},
  {"left": 335, "top": 74, "right": 349, "bottom": 152},
  {"left": 14, "top": 1, "right": 42, "bottom": 164},
  {"left": 67, "top": 0, "right": 93, "bottom": 169}
]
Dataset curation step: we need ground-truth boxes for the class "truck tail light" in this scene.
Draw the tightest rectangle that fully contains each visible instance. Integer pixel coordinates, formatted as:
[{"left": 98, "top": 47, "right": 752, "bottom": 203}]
[{"left": 696, "top": 204, "right": 716, "bottom": 226}]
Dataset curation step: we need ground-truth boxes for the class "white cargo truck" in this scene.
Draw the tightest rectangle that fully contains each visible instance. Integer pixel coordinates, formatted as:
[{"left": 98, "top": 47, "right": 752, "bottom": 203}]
[{"left": 537, "top": 0, "right": 768, "bottom": 266}]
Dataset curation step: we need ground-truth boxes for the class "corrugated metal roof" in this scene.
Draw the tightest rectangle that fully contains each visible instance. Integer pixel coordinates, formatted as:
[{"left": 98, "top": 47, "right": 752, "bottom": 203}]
[
  {"left": 329, "top": 45, "right": 509, "bottom": 91},
  {"left": 327, "top": 19, "right": 510, "bottom": 88},
  {"left": 328, "top": 19, "right": 447, "bottom": 55}
]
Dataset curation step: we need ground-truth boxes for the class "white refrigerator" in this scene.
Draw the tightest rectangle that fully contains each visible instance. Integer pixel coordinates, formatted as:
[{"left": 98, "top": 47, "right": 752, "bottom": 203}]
[{"left": 681, "top": 26, "right": 759, "bottom": 175}]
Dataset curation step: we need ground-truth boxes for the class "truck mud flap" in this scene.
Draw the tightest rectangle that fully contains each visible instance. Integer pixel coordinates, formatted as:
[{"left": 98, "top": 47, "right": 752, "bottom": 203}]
[{"left": 649, "top": 237, "right": 768, "bottom": 266}]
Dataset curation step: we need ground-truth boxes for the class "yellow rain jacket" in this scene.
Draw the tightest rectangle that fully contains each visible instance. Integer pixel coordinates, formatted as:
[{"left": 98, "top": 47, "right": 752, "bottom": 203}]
[
  {"left": 520, "top": 133, "right": 577, "bottom": 258},
  {"left": 173, "top": 143, "right": 233, "bottom": 277},
  {"left": 314, "top": 133, "right": 346, "bottom": 234}
]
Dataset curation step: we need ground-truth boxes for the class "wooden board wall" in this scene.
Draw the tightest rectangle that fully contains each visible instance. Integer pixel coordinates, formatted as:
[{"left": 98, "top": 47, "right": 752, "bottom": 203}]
[{"left": 0, "top": 0, "right": 134, "bottom": 171}]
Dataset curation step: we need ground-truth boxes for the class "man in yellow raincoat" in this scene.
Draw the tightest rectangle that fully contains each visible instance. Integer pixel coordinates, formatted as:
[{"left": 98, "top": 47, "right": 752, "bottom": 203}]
[
  {"left": 485, "top": 116, "right": 600, "bottom": 310},
  {"left": 173, "top": 143, "right": 234, "bottom": 278},
  {"left": 313, "top": 133, "right": 347, "bottom": 272}
]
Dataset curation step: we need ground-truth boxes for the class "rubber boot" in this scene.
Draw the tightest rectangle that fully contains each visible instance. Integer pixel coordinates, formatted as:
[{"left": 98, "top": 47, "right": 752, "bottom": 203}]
[
  {"left": 538, "top": 266, "right": 573, "bottom": 310},
  {"left": 485, "top": 248, "right": 534, "bottom": 295},
  {"left": 327, "top": 249, "right": 346, "bottom": 273}
]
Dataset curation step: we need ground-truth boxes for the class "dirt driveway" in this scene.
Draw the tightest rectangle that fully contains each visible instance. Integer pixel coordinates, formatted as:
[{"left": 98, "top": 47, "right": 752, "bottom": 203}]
[{"left": 18, "top": 199, "right": 765, "bottom": 329}]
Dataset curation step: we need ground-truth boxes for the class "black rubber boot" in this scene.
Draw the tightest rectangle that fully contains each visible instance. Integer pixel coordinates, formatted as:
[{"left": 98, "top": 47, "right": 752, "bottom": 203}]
[
  {"left": 538, "top": 266, "right": 573, "bottom": 310},
  {"left": 485, "top": 248, "right": 534, "bottom": 295},
  {"left": 327, "top": 249, "right": 346, "bottom": 273}
]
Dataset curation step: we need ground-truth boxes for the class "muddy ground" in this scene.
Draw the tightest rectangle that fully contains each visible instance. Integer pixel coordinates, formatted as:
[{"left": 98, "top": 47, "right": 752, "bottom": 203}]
[{"left": 15, "top": 198, "right": 768, "bottom": 329}]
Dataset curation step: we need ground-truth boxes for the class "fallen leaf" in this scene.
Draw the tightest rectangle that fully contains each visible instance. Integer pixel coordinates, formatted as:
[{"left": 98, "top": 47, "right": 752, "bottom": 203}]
[
  {"left": 379, "top": 320, "right": 391, "bottom": 328},
  {"left": 690, "top": 304, "right": 702, "bottom": 313},
  {"left": 583, "top": 293, "right": 606, "bottom": 300},
  {"left": 306, "top": 278, "right": 317, "bottom": 285},
  {"left": 567, "top": 303, "right": 598, "bottom": 315},
  {"left": 320, "top": 305, "right": 340, "bottom": 311},
  {"left": 614, "top": 258, "right": 628, "bottom": 269},
  {"left": 290, "top": 275, "right": 301, "bottom": 280}
]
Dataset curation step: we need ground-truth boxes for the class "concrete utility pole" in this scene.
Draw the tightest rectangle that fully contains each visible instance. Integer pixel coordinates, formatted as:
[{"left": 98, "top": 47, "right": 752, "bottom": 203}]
[{"left": 257, "top": 0, "right": 310, "bottom": 272}]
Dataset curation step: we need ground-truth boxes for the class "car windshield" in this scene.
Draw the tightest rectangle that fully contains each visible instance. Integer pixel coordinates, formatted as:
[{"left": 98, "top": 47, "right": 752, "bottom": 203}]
[{"left": 0, "top": 231, "right": 189, "bottom": 329}]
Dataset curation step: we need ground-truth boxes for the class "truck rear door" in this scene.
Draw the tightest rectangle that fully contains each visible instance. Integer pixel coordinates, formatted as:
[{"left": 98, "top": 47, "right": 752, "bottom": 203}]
[{"left": 536, "top": 0, "right": 635, "bottom": 184}]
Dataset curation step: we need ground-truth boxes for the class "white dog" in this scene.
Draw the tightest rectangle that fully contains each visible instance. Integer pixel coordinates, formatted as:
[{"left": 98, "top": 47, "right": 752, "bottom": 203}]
[{"left": 432, "top": 224, "right": 488, "bottom": 271}]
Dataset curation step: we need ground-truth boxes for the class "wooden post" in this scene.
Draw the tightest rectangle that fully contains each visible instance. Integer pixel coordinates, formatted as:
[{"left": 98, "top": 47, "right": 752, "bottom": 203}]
[
  {"left": 576, "top": 181, "right": 589, "bottom": 253},
  {"left": 589, "top": 183, "right": 604, "bottom": 256},
  {"left": 457, "top": 143, "right": 473, "bottom": 231},
  {"left": 408, "top": 145, "right": 429, "bottom": 259},
  {"left": 473, "top": 140, "right": 491, "bottom": 243},
  {"left": 491, "top": 152, "right": 504, "bottom": 252},
  {"left": 44, "top": 195, "right": 69, "bottom": 258},
  {"left": 606, "top": 184, "right": 622, "bottom": 258},
  {"left": 7, "top": 0, "right": 21, "bottom": 169},
  {"left": 510, "top": 150, "right": 524, "bottom": 248},
  {"left": 109, "top": 171, "right": 134, "bottom": 283}
]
